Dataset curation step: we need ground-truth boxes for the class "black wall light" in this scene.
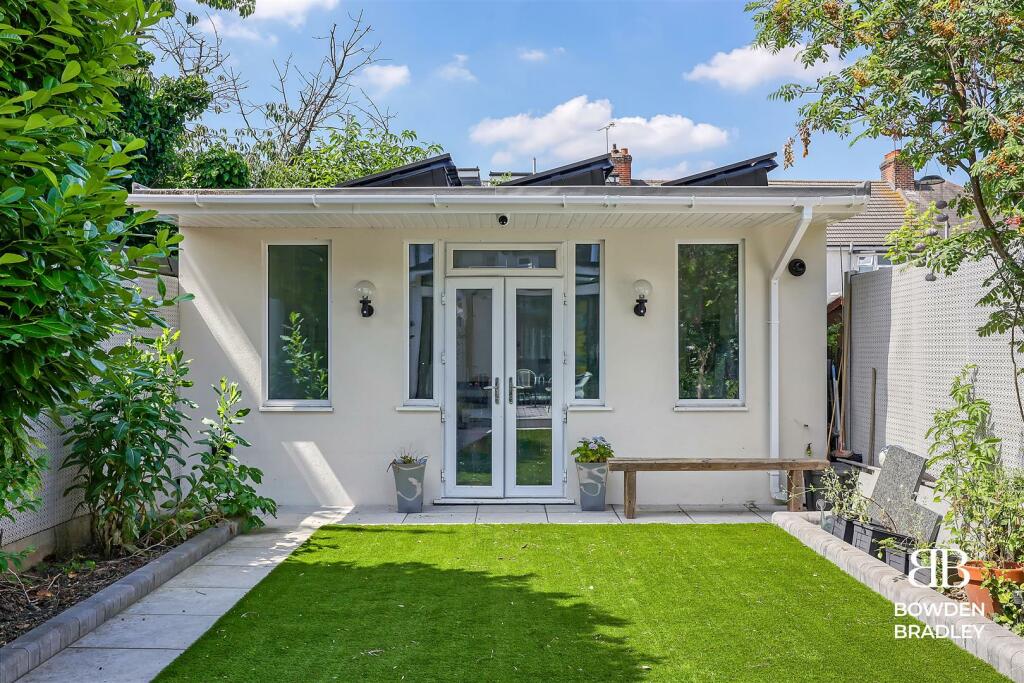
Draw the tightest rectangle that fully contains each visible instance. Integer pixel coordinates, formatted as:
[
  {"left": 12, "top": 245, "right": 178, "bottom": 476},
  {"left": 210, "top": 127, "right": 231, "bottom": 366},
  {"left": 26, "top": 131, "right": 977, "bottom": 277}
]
[
  {"left": 633, "top": 279, "right": 652, "bottom": 316},
  {"left": 355, "top": 280, "right": 376, "bottom": 317}
]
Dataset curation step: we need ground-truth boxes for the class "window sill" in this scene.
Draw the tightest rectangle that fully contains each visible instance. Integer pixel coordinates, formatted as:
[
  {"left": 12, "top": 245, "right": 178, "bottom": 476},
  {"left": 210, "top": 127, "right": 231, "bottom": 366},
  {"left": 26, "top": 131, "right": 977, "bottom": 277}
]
[
  {"left": 673, "top": 404, "right": 748, "bottom": 413},
  {"left": 568, "top": 404, "right": 613, "bottom": 412},
  {"left": 260, "top": 405, "right": 334, "bottom": 413},
  {"left": 395, "top": 405, "right": 441, "bottom": 413}
]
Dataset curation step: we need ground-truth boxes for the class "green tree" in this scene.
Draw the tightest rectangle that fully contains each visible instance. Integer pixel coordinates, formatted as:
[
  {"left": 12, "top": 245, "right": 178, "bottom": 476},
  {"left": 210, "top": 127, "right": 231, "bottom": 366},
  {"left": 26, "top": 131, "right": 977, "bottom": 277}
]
[
  {"left": 259, "top": 118, "right": 443, "bottom": 188},
  {"left": 0, "top": 0, "right": 183, "bottom": 568},
  {"left": 749, "top": 0, "right": 1024, "bottom": 419}
]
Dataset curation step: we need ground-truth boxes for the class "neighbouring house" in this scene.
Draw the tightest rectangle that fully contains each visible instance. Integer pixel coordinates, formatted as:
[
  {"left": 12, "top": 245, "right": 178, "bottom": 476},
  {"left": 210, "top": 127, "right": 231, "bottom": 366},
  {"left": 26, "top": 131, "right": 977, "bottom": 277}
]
[
  {"left": 129, "top": 148, "right": 868, "bottom": 508},
  {"left": 772, "top": 150, "right": 963, "bottom": 302}
]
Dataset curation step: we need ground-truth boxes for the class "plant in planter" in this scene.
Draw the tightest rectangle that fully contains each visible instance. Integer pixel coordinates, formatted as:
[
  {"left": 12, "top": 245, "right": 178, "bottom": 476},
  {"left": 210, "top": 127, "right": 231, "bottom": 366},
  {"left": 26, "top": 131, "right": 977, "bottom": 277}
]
[
  {"left": 572, "top": 437, "right": 613, "bottom": 511},
  {"left": 927, "top": 366, "right": 1024, "bottom": 617},
  {"left": 389, "top": 448, "right": 428, "bottom": 513},
  {"left": 815, "top": 466, "right": 868, "bottom": 544}
]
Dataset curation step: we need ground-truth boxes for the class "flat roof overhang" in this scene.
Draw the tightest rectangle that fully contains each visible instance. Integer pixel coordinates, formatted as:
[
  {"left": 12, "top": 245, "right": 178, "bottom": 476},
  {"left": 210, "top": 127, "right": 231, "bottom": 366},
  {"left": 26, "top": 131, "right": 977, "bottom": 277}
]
[{"left": 129, "top": 184, "right": 870, "bottom": 229}]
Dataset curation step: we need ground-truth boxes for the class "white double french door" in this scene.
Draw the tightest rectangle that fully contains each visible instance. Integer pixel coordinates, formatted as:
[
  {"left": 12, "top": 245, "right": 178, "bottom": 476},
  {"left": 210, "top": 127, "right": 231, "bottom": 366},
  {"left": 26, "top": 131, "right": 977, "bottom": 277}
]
[{"left": 443, "top": 277, "right": 565, "bottom": 498}]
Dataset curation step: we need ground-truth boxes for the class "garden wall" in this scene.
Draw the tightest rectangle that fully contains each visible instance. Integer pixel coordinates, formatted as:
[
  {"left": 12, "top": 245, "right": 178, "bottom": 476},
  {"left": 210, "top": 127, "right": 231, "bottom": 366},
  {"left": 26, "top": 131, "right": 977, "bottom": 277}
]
[
  {"left": 846, "top": 260, "right": 1023, "bottom": 471},
  {"left": 0, "top": 276, "right": 180, "bottom": 556}
]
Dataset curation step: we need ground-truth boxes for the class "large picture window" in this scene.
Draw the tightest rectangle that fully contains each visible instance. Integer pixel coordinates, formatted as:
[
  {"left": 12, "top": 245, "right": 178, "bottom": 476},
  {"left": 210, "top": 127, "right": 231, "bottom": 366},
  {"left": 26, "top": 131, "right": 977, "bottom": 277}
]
[
  {"left": 573, "top": 243, "right": 601, "bottom": 401},
  {"left": 408, "top": 243, "right": 435, "bottom": 401},
  {"left": 677, "top": 243, "right": 741, "bottom": 403},
  {"left": 267, "top": 244, "right": 329, "bottom": 403}
]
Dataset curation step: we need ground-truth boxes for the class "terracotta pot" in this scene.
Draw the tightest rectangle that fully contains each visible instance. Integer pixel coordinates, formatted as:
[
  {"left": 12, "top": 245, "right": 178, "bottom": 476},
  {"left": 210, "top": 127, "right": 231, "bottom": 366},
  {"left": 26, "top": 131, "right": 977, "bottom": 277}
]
[{"left": 958, "top": 560, "right": 1024, "bottom": 617}]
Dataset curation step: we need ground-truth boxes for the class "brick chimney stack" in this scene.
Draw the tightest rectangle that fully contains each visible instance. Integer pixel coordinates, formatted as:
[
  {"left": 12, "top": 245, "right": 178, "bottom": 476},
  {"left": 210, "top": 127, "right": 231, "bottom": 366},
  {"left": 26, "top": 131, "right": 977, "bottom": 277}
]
[
  {"left": 610, "top": 144, "right": 632, "bottom": 186},
  {"left": 880, "top": 149, "right": 915, "bottom": 190}
]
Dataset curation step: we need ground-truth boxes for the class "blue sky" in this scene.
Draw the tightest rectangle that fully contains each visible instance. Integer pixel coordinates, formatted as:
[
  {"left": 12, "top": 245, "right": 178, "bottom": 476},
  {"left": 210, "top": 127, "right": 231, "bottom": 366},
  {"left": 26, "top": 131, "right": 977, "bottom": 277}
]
[{"left": 169, "top": 0, "right": 929, "bottom": 183}]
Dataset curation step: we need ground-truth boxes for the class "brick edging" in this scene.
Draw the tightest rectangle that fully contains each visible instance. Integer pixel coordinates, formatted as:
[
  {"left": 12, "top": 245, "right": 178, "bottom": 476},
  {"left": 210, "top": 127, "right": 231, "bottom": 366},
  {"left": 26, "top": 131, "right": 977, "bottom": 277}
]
[
  {"left": 773, "top": 511, "right": 1024, "bottom": 682},
  {"left": 0, "top": 520, "right": 239, "bottom": 683}
]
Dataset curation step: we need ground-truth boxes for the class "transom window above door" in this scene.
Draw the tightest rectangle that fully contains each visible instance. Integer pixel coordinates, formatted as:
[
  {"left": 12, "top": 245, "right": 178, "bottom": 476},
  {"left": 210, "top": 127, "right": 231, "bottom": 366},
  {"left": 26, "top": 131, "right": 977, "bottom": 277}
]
[{"left": 446, "top": 244, "right": 561, "bottom": 276}]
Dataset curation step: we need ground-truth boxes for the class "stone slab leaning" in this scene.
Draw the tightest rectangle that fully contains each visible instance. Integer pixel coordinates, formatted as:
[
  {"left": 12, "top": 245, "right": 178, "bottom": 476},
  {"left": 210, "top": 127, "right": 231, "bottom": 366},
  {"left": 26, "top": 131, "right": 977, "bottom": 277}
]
[
  {"left": 0, "top": 520, "right": 238, "bottom": 683},
  {"left": 774, "top": 511, "right": 1024, "bottom": 683}
]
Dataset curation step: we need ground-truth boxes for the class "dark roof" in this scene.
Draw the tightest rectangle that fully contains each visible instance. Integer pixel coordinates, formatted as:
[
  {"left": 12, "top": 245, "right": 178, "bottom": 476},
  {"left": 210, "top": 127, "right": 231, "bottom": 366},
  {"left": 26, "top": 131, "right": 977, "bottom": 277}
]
[
  {"left": 336, "top": 154, "right": 461, "bottom": 188},
  {"left": 501, "top": 154, "right": 613, "bottom": 187},
  {"left": 663, "top": 153, "right": 778, "bottom": 187},
  {"left": 457, "top": 167, "right": 482, "bottom": 187}
]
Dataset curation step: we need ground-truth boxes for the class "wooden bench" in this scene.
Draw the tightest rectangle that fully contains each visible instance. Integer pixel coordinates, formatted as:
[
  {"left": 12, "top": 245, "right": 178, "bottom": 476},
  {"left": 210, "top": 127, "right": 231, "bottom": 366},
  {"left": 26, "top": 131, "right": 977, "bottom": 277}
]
[{"left": 606, "top": 458, "right": 829, "bottom": 519}]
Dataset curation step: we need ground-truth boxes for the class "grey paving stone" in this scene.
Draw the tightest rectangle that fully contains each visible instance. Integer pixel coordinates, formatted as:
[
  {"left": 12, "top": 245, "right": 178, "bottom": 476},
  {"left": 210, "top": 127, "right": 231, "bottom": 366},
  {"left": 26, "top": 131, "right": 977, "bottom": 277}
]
[
  {"left": 17, "top": 647, "right": 183, "bottom": 683},
  {"left": 160, "top": 564, "right": 273, "bottom": 589},
  {"left": 122, "top": 586, "right": 250, "bottom": 616},
  {"left": 71, "top": 614, "right": 219, "bottom": 650}
]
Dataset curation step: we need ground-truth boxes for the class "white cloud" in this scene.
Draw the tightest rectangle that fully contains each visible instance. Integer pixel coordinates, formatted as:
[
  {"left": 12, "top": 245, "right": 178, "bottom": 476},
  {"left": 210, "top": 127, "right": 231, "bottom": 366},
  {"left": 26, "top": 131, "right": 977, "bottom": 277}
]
[
  {"left": 637, "top": 160, "right": 717, "bottom": 181},
  {"left": 251, "top": 0, "right": 339, "bottom": 27},
  {"left": 518, "top": 48, "right": 548, "bottom": 62},
  {"left": 684, "top": 44, "right": 843, "bottom": 91},
  {"left": 357, "top": 64, "right": 411, "bottom": 96},
  {"left": 437, "top": 54, "right": 476, "bottom": 82},
  {"left": 517, "top": 47, "right": 566, "bottom": 63},
  {"left": 470, "top": 95, "right": 728, "bottom": 167},
  {"left": 198, "top": 14, "right": 277, "bottom": 44}
]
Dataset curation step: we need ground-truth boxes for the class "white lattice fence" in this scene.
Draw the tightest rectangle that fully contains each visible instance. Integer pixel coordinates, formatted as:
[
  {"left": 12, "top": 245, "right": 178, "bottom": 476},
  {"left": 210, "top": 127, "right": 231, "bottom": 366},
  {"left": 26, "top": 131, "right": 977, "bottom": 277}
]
[
  {"left": 848, "top": 261, "right": 1023, "bottom": 471},
  {"left": 0, "top": 276, "right": 180, "bottom": 546}
]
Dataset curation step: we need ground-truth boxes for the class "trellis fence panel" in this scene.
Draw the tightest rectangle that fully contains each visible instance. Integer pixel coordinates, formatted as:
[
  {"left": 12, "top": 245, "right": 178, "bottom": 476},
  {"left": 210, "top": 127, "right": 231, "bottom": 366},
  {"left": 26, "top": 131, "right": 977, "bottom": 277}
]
[
  {"left": 847, "top": 261, "right": 1023, "bottom": 472},
  {"left": 0, "top": 276, "right": 180, "bottom": 547}
]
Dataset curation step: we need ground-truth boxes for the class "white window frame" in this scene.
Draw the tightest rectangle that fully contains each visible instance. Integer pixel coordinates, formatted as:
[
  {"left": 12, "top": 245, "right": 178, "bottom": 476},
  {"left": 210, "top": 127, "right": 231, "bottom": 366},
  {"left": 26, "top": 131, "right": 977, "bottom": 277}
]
[
  {"left": 445, "top": 242, "right": 562, "bottom": 277},
  {"left": 567, "top": 240, "right": 605, "bottom": 405},
  {"left": 675, "top": 238, "right": 746, "bottom": 409},
  {"left": 403, "top": 240, "right": 443, "bottom": 407},
  {"left": 261, "top": 239, "right": 332, "bottom": 411}
]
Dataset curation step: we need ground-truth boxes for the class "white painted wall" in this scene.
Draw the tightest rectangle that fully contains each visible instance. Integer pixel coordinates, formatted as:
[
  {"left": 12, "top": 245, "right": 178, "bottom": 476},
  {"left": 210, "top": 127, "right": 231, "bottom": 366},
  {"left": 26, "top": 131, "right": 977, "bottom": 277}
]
[{"left": 178, "top": 214, "right": 828, "bottom": 507}]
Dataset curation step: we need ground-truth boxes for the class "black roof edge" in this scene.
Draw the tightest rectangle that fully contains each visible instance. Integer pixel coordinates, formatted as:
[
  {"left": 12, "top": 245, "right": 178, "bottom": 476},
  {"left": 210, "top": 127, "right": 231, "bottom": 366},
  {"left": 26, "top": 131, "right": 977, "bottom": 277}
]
[
  {"left": 336, "top": 153, "right": 460, "bottom": 187},
  {"left": 662, "top": 152, "right": 779, "bottom": 187},
  {"left": 502, "top": 153, "right": 613, "bottom": 186}
]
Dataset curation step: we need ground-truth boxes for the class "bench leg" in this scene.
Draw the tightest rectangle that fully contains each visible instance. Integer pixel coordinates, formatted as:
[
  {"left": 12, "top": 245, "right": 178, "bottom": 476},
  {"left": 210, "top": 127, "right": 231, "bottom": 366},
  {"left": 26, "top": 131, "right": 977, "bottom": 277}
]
[
  {"left": 623, "top": 470, "right": 637, "bottom": 519},
  {"left": 786, "top": 470, "right": 805, "bottom": 512}
]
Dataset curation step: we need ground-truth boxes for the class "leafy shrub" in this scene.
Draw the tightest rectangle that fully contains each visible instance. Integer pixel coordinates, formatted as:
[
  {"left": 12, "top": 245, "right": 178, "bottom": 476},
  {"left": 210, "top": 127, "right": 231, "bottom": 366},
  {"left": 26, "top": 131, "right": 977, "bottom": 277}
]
[
  {"left": 61, "top": 330, "right": 196, "bottom": 556},
  {"left": 0, "top": 0, "right": 179, "bottom": 568},
  {"left": 927, "top": 366, "right": 1024, "bottom": 565},
  {"left": 177, "top": 378, "right": 275, "bottom": 531},
  {"left": 184, "top": 145, "right": 250, "bottom": 189},
  {"left": 572, "top": 437, "right": 614, "bottom": 463},
  {"left": 816, "top": 466, "right": 868, "bottom": 522}
]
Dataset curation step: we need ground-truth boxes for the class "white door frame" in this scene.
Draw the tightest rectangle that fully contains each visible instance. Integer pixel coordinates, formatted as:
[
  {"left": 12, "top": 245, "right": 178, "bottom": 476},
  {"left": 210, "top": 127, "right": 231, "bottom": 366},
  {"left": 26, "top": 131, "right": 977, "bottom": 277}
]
[
  {"left": 442, "top": 276, "right": 565, "bottom": 499},
  {"left": 503, "top": 277, "right": 565, "bottom": 498}
]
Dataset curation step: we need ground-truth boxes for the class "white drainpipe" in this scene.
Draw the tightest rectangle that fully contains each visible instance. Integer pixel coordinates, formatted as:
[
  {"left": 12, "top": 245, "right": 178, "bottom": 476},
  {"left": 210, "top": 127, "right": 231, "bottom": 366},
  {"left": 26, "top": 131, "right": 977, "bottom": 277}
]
[{"left": 768, "top": 204, "right": 815, "bottom": 500}]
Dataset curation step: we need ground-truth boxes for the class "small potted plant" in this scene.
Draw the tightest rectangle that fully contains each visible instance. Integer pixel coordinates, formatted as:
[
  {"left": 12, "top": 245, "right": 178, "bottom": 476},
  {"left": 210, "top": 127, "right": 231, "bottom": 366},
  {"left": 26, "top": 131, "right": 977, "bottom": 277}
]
[
  {"left": 389, "top": 448, "right": 428, "bottom": 513},
  {"left": 816, "top": 466, "right": 866, "bottom": 544},
  {"left": 572, "top": 436, "right": 613, "bottom": 511}
]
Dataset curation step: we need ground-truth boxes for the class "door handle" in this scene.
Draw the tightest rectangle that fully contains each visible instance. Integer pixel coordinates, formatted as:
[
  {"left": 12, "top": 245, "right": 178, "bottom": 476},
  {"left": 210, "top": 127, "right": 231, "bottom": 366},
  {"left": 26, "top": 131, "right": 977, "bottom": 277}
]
[
  {"left": 508, "top": 376, "right": 514, "bottom": 404},
  {"left": 484, "top": 376, "right": 501, "bottom": 405}
]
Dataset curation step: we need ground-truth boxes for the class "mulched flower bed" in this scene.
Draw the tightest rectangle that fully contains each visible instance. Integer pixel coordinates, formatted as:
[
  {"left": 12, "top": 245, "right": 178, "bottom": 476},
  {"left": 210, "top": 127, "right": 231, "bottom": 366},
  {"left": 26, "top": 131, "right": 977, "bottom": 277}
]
[{"left": 0, "top": 539, "right": 185, "bottom": 646}]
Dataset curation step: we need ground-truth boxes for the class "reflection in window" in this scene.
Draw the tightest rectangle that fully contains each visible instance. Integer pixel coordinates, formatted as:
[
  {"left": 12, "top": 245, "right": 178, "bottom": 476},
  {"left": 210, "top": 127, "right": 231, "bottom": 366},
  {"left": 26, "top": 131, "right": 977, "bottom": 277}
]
[
  {"left": 678, "top": 244, "right": 740, "bottom": 401},
  {"left": 408, "top": 244, "right": 434, "bottom": 400},
  {"left": 452, "top": 249, "right": 556, "bottom": 269},
  {"left": 574, "top": 244, "right": 600, "bottom": 400},
  {"left": 268, "top": 244, "right": 329, "bottom": 401}
]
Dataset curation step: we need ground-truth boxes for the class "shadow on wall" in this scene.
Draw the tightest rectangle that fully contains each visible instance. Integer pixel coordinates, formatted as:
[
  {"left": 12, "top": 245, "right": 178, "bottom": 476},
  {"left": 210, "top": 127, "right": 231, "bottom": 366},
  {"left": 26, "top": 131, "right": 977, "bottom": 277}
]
[
  {"left": 850, "top": 269, "right": 892, "bottom": 465},
  {"left": 156, "top": 530, "right": 657, "bottom": 682}
]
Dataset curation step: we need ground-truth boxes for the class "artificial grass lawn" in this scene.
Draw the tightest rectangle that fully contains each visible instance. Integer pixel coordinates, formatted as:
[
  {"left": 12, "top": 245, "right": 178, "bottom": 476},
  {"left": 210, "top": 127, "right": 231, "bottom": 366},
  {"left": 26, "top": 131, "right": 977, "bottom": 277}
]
[{"left": 156, "top": 524, "right": 1006, "bottom": 682}]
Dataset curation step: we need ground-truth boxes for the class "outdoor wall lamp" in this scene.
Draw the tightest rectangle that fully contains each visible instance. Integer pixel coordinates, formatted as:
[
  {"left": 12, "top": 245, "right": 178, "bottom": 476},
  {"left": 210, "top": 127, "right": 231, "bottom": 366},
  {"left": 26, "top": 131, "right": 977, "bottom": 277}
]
[
  {"left": 355, "top": 280, "right": 376, "bottom": 317},
  {"left": 633, "top": 279, "right": 652, "bottom": 317}
]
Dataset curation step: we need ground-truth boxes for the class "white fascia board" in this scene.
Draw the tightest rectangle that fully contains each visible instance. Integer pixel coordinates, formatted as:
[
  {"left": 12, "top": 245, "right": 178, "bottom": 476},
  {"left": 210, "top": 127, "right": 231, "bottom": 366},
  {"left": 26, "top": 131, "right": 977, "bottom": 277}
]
[{"left": 129, "top": 192, "right": 866, "bottom": 216}]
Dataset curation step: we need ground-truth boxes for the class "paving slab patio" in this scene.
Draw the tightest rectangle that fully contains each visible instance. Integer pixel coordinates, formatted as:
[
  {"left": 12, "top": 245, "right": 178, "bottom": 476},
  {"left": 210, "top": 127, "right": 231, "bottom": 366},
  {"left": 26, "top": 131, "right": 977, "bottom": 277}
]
[{"left": 15, "top": 504, "right": 768, "bottom": 682}]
